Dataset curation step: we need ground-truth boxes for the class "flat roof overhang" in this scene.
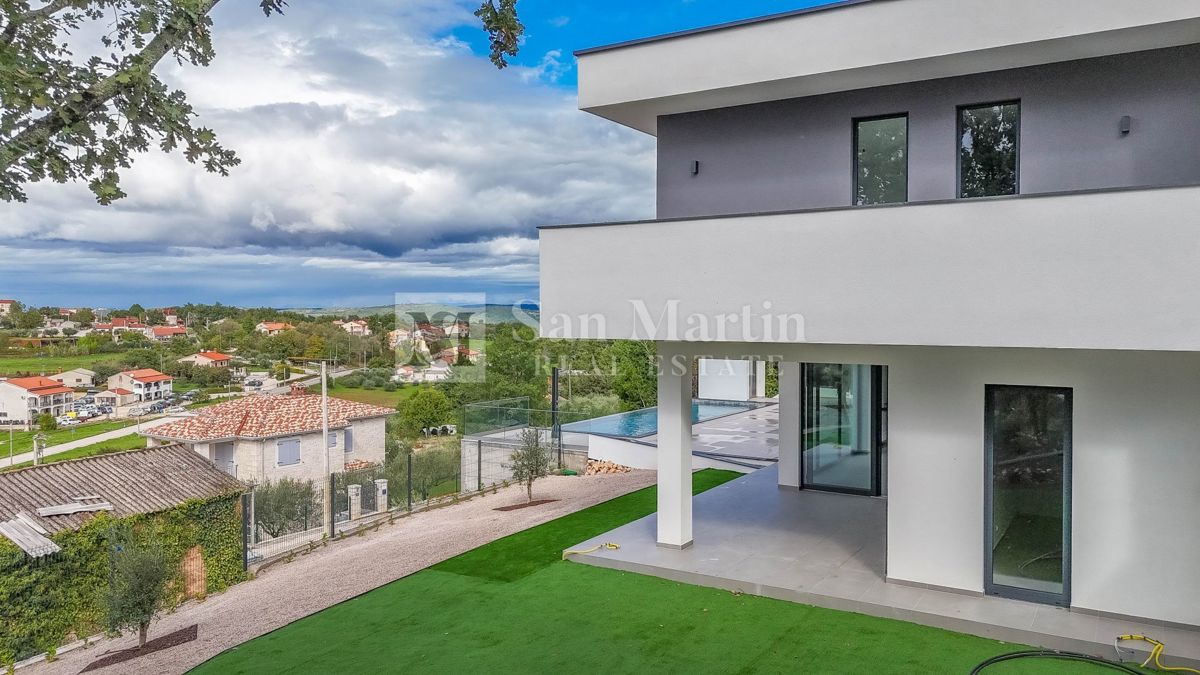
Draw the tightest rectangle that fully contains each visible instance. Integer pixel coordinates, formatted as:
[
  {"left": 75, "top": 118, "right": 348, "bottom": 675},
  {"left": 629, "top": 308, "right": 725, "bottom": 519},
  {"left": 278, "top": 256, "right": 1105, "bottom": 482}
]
[{"left": 577, "top": 0, "right": 1200, "bottom": 135}]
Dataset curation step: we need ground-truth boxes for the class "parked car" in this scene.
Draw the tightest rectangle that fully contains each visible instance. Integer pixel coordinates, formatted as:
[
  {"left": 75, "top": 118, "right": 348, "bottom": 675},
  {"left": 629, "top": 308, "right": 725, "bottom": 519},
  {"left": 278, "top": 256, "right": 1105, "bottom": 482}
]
[
  {"left": 166, "top": 405, "right": 187, "bottom": 413},
  {"left": 99, "top": 405, "right": 114, "bottom": 414},
  {"left": 127, "top": 406, "right": 148, "bottom": 416},
  {"left": 56, "top": 416, "right": 80, "bottom": 426}
]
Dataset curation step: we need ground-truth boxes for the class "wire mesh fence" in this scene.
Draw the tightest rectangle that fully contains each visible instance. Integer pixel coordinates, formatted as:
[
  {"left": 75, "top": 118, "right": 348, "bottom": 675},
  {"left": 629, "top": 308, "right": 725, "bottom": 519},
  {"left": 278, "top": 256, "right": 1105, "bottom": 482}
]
[{"left": 244, "top": 442, "right": 467, "bottom": 564}]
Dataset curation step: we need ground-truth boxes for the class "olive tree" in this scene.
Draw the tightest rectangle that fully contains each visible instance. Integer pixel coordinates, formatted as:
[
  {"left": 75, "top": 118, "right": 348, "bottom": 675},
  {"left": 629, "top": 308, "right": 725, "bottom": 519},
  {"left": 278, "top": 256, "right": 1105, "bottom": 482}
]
[
  {"left": 105, "top": 540, "right": 173, "bottom": 648},
  {"left": 507, "top": 427, "right": 550, "bottom": 503}
]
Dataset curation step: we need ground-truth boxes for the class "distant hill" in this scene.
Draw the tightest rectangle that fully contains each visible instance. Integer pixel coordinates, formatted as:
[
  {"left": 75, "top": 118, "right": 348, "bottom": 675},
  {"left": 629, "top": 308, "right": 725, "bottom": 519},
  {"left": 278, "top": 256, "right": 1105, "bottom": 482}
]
[{"left": 288, "top": 303, "right": 538, "bottom": 326}]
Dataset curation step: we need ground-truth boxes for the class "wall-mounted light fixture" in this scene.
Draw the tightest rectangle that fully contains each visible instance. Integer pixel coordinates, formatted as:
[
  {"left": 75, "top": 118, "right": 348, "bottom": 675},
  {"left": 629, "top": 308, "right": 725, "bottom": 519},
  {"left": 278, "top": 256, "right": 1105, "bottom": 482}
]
[
  {"left": 1119, "top": 115, "right": 1132, "bottom": 135},
  {"left": 691, "top": 160, "right": 701, "bottom": 176}
]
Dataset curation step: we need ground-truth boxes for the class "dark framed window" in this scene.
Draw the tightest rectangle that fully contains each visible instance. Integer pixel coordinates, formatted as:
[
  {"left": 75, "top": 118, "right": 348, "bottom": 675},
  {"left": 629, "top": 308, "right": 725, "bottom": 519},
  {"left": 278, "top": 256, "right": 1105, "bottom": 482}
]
[
  {"left": 958, "top": 101, "right": 1020, "bottom": 198},
  {"left": 853, "top": 114, "right": 908, "bottom": 205},
  {"left": 984, "top": 384, "right": 1072, "bottom": 606}
]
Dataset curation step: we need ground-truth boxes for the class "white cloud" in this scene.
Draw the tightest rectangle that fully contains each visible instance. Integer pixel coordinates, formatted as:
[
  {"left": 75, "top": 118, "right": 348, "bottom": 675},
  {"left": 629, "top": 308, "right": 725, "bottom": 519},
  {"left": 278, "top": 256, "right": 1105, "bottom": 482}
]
[{"left": 0, "top": 0, "right": 655, "bottom": 306}]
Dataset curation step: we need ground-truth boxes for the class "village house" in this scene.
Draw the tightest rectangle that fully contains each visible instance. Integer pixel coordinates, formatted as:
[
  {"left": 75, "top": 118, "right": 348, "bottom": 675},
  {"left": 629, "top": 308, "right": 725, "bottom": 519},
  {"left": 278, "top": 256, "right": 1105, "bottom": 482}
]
[
  {"left": 92, "top": 316, "right": 147, "bottom": 335},
  {"left": 95, "top": 388, "right": 139, "bottom": 409},
  {"left": 177, "top": 351, "right": 233, "bottom": 368},
  {"left": 0, "top": 300, "right": 15, "bottom": 317},
  {"left": 387, "top": 327, "right": 411, "bottom": 348},
  {"left": 143, "top": 393, "right": 394, "bottom": 482},
  {"left": 0, "top": 376, "right": 73, "bottom": 427},
  {"left": 255, "top": 321, "right": 295, "bottom": 336},
  {"left": 107, "top": 368, "right": 173, "bottom": 402},
  {"left": 333, "top": 319, "right": 372, "bottom": 336},
  {"left": 49, "top": 368, "right": 96, "bottom": 388},
  {"left": 146, "top": 325, "right": 189, "bottom": 342}
]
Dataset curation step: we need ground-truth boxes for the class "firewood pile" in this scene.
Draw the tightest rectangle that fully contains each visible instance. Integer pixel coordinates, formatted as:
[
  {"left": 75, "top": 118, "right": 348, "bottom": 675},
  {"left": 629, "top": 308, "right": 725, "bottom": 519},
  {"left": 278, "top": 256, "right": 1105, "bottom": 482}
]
[{"left": 585, "top": 459, "right": 632, "bottom": 476}]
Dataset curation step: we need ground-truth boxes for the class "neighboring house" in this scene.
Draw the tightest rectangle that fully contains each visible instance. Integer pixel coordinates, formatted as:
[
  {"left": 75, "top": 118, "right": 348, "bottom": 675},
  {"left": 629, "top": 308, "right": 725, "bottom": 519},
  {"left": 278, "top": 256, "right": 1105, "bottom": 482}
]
[
  {"left": 49, "top": 368, "right": 96, "bottom": 388},
  {"left": 143, "top": 393, "right": 394, "bottom": 482},
  {"left": 387, "top": 328, "right": 411, "bottom": 348},
  {"left": 333, "top": 319, "right": 372, "bottom": 336},
  {"left": 0, "top": 299, "right": 14, "bottom": 317},
  {"left": 0, "top": 376, "right": 73, "bottom": 426},
  {"left": 95, "top": 388, "right": 138, "bottom": 409},
  {"left": 177, "top": 351, "right": 233, "bottom": 367},
  {"left": 420, "top": 359, "right": 452, "bottom": 383},
  {"left": 146, "top": 325, "right": 189, "bottom": 342},
  {"left": 542, "top": 0, "right": 1200, "bottom": 638},
  {"left": 436, "top": 346, "right": 480, "bottom": 364},
  {"left": 108, "top": 368, "right": 173, "bottom": 402},
  {"left": 255, "top": 321, "right": 295, "bottom": 336},
  {"left": 92, "top": 316, "right": 147, "bottom": 334},
  {"left": 0, "top": 445, "right": 245, "bottom": 662}
]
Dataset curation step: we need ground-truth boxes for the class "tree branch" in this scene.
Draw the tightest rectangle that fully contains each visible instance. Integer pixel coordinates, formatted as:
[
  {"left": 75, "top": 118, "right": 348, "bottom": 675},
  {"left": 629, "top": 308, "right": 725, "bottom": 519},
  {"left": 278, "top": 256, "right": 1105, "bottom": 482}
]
[
  {"left": 0, "top": 0, "right": 79, "bottom": 48},
  {"left": 0, "top": 0, "right": 221, "bottom": 173}
]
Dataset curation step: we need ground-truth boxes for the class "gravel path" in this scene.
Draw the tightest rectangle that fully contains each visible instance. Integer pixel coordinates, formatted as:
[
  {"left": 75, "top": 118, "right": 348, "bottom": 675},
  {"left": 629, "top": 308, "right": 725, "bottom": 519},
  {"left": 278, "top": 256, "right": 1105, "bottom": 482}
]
[{"left": 31, "top": 471, "right": 656, "bottom": 675}]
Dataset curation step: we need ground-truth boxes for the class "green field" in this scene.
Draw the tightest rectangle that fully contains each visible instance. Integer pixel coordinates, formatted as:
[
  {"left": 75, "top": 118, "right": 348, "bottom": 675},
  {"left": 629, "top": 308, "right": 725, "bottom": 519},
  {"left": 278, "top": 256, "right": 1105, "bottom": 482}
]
[
  {"left": 0, "top": 352, "right": 125, "bottom": 376},
  {"left": 0, "top": 418, "right": 144, "bottom": 457},
  {"left": 322, "top": 384, "right": 424, "bottom": 408},
  {"left": 192, "top": 470, "right": 1129, "bottom": 675},
  {"left": 1, "top": 433, "right": 148, "bottom": 472}
]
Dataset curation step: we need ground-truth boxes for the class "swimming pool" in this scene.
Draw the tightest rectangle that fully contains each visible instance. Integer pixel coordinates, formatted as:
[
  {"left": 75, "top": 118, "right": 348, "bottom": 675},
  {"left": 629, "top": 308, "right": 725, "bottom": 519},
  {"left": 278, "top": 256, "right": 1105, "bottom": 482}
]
[{"left": 561, "top": 400, "right": 760, "bottom": 438}]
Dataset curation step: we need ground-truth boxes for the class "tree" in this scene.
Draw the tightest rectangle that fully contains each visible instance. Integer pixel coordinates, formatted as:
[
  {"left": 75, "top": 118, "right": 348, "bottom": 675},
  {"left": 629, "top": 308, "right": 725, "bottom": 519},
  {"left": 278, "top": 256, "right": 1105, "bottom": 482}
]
[
  {"left": 611, "top": 341, "right": 657, "bottom": 410},
  {"left": 104, "top": 539, "right": 173, "bottom": 648},
  {"left": 71, "top": 307, "right": 95, "bottom": 324},
  {"left": 507, "top": 427, "right": 549, "bottom": 502},
  {"left": 1, "top": 0, "right": 522, "bottom": 203},
  {"left": 396, "top": 388, "right": 451, "bottom": 437},
  {"left": 253, "top": 478, "right": 318, "bottom": 538},
  {"left": 303, "top": 335, "right": 326, "bottom": 359},
  {"left": 36, "top": 412, "right": 56, "bottom": 431},
  {"left": 272, "top": 360, "right": 289, "bottom": 382}
]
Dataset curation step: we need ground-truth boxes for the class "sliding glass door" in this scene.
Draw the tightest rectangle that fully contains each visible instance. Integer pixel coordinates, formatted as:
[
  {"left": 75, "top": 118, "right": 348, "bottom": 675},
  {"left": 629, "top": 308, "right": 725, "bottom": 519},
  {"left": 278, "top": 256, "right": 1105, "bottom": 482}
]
[
  {"left": 801, "top": 364, "right": 884, "bottom": 495},
  {"left": 985, "top": 385, "right": 1072, "bottom": 605}
]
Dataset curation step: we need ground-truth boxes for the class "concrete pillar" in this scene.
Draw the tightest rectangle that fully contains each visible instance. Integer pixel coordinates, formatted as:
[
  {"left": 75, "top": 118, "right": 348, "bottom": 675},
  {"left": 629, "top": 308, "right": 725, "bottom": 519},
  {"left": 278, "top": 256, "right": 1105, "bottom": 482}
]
[
  {"left": 755, "top": 359, "right": 767, "bottom": 398},
  {"left": 348, "top": 484, "right": 362, "bottom": 520},
  {"left": 374, "top": 479, "right": 388, "bottom": 512},
  {"left": 656, "top": 343, "right": 693, "bottom": 549},
  {"left": 778, "top": 361, "right": 802, "bottom": 488}
]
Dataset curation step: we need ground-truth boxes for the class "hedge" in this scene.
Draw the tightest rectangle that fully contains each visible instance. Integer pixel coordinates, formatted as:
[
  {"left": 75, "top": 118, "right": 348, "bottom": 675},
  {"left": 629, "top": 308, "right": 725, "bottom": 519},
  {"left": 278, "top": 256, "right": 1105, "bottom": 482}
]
[{"left": 0, "top": 494, "right": 246, "bottom": 665}]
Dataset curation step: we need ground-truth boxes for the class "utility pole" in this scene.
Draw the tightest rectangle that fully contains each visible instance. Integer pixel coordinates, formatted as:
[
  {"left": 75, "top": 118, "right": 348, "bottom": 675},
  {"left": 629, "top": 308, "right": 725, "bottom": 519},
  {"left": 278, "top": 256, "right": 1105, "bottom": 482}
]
[{"left": 321, "top": 361, "right": 334, "bottom": 537}]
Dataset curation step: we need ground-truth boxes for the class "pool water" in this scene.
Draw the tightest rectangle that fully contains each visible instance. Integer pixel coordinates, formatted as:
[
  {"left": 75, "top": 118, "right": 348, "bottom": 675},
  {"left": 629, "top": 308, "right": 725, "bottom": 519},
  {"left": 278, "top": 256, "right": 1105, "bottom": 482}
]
[{"left": 561, "top": 400, "right": 759, "bottom": 438}]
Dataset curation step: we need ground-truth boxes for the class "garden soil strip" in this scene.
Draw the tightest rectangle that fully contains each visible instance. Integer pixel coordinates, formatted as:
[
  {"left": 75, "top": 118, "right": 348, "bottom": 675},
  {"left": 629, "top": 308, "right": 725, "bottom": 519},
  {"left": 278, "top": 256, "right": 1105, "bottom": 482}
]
[
  {"left": 80, "top": 625, "right": 198, "bottom": 673},
  {"left": 29, "top": 471, "right": 656, "bottom": 675},
  {"left": 494, "top": 499, "right": 559, "bottom": 511}
]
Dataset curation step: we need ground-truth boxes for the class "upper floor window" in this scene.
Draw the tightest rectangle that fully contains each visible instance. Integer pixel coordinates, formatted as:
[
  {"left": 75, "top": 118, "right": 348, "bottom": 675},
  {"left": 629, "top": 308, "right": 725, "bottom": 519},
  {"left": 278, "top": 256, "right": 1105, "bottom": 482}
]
[
  {"left": 854, "top": 114, "right": 908, "bottom": 205},
  {"left": 958, "top": 101, "right": 1020, "bottom": 198}
]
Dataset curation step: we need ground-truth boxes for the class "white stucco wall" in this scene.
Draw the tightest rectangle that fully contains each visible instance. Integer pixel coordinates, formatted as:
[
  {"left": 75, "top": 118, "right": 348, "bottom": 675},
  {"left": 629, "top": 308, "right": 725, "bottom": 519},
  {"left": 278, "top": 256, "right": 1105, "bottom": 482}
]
[
  {"left": 540, "top": 185, "right": 1200, "bottom": 351},
  {"left": 660, "top": 341, "right": 1200, "bottom": 626},
  {"left": 697, "top": 358, "right": 752, "bottom": 401}
]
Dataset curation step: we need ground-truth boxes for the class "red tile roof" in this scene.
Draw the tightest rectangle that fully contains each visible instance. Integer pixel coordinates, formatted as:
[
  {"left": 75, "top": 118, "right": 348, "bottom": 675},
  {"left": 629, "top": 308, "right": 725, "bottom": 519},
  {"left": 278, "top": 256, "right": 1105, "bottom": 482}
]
[
  {"left": 121, "top": 368, "right": 173, "bottom": 383},
  {"left": 106, "top": 388, "right": 134, "bottom": 395},
  {"left": 196, "top": 351, "right": 232, "bottom": 361},
  {"left": 146, "top": 394, "right": 395, "bottom": 442},
  {"left": 150, "top": 326, "right": 188, "bottom": 337},
  {"left": 2, "top": 376, "right": 74, "bottom": 396}
]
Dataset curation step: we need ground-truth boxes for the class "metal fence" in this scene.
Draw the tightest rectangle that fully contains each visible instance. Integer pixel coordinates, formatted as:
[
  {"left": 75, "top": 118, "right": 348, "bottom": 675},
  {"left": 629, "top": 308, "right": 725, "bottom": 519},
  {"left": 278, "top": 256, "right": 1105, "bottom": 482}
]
[
  {"left": 244, "top": 445, "right": 466, "bottom": 564},
  {"left": 459, "top": 430, "right": 590, "bottom": 492}
]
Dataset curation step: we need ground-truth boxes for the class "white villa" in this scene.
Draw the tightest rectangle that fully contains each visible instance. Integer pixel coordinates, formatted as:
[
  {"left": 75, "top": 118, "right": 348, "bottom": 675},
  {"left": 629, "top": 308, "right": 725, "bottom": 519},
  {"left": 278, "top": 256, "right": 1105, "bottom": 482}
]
[{"left": 541, "top": 0, "right": 1200, "bottom": 665}]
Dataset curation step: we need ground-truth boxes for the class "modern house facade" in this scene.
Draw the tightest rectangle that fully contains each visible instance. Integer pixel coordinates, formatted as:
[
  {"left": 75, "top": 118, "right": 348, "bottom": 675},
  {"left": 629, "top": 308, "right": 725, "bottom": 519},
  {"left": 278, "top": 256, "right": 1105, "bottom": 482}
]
[
  {"left": 49, "top": 368, "right": 96, "bottom": 388},
  {"left": 542, "top": 0, "right": 1200, "bottom": 639}
]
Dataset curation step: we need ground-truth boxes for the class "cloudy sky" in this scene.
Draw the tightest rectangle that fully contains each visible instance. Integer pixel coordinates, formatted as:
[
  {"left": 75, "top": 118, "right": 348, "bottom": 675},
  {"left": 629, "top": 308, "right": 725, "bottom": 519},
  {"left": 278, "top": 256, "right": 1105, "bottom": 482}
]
[{"left": 0, "top": 0, "right": 821, "bottom": 309}]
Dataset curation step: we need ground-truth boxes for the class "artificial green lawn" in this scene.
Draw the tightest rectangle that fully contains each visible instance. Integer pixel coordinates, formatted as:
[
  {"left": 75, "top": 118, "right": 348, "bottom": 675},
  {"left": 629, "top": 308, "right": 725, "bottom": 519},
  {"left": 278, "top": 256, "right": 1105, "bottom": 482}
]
[{"left": 194, "top": 470, "right": 1138, "bottom": 674}]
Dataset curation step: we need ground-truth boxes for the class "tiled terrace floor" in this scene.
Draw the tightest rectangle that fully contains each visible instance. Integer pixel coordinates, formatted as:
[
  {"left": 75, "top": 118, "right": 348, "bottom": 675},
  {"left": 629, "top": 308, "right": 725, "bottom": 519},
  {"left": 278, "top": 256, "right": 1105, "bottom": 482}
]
[{"left": 570, "top": 466, "right": 1200, "bottom": 668}]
